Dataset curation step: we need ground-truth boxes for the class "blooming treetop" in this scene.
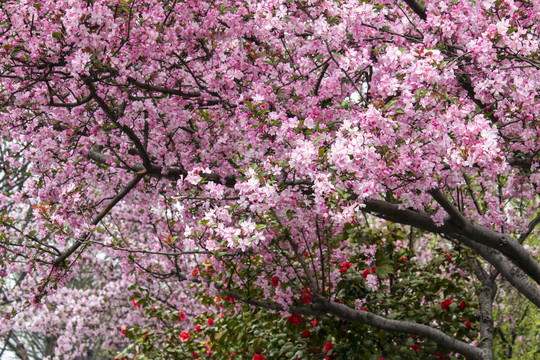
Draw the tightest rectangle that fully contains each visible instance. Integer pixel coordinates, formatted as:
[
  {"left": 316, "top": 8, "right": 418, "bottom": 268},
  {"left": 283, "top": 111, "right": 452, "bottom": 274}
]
[{"left": 0, "top": 0, "right": 539, "bottom": 359}]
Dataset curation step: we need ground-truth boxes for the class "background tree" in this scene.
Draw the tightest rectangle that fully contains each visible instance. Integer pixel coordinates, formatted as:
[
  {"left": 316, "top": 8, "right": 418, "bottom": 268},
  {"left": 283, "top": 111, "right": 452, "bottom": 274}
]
[{"left": 0, "top": 0, "right": 539, "bottom": 359}]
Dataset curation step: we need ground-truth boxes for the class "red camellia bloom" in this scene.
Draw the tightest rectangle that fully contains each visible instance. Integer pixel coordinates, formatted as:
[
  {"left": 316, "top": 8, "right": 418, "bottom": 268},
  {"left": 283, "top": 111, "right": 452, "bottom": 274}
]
[
  {"left": 270, "top": 276, "right": 279, "bottom": 287},
  {"left": 195, "top": 324, "right": 201, "bottom": 333},
  {"left": 441, "top": 298, "right": 452, "bottom": 311},
  {"left": 180, "top": 331, "right": 190, "bottom": 342},
  {"left": 132, "top": 299, "right": 141, "bottom": 309},
  {"left": 362, "top": 268, "right": 371, "bottom": 278},
  {"left": 193, "top": 352, "right": 198, "bottom": 357},
  {"left": 444, "top": 253, "right": 452, "bottom": 261},
  {"left": 301, "top": 329, "right": 311, "bottom": 338},
  {"left": 288, "top": 313, "right": 302, "bottom": 325},
  {"left": 459, "top": 301, "right": 466, "bottom": 310},
  {"left": 465, "top": 320, "right": 472, "bottom": 328},
  {"left": 299, "top": 289, "right": 312, "bottom": 304},
  {"left": 120, "top": 326, "right": 127, "bottom": 336},
  {"left": 398, "top": 256, "right": 408, "bottom": 262},
  {"left": 178, "top": 311, "right": 186, "bottom": 322},
  {"left": 339, "top": 267, "right": 348, "bottom": 274},
  {"left": 434, "top": 352, "right": 446, "bottom": 360},
  {"left": 324, "top": 341, "right": 334, "bottom": 353},
  {"left": 340, "top": 261, "right": 352, "bottom": 269},
  {"left": 253, "top": 355, "right": 265, "bottom": 360},
  {"left": 207, "top": 317, "right": 214, "bottom": 325},
  {"left": 410, "top": 344, "right": 419, "bottom": 353}
]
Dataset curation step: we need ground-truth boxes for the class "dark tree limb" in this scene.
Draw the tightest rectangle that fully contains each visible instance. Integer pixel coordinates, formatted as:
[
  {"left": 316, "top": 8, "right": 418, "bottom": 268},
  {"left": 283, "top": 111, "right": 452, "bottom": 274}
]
[
  {"left": 224, "top": 290, "right": 489, "bottom": 360},
  {"left": 52, "top": 173, "right": 144, "bottom": 267}
]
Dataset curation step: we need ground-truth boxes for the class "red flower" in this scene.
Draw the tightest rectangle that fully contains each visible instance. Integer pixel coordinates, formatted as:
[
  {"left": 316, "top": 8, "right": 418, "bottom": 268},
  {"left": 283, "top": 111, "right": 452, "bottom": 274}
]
[
  {"left": 195, "top": 324, "right": 201, "bottom": 332},
  {"left": 299, "top": 289, "right": 312, "bottom": 304},
  {"left": 362, "top": 268, "right": 371, "bottom": 278},
  {"left": 434, "top": 352, "right": 445, "bottom": 360},
  {"left": 253, "top": 355, "right": 265, "bottom": 360},
  {"left": 324, "top": 341, "right": 334, "bottom": 353},
  {"left": 132, "top": 299, "right": 141, "bottom": 309},
  {"left": 311, "top": 318, "right": 318, "bottom": 326},
  {"left": 359, "top": 307, "right": 367, "bottom": 311},
  {"left": 120, "top": 326, "right": 127, "bottom": 336},
  {"left": 288, "top": 313, "right": 302, "bottom": 325},
  {"left": 339, "top": 267, "right": 348, "bottom": 274},
  {"left": 465, "top": 320, "right": 471, "bottom": 328},
  {"left": 340, "top": 261, "right": 352, "bottom": 269},
  {"left": 192, "top": 268, "right": 199, "bottom": 277},
  {"left": 207, "top": 317, "right": 214, "bottom": 325},
  {"left": 371, "top": 266, "right": 377, "bottom": 273},
  {"left": 193, "top": 352, "right": 198, "bottom": 357},
  {"left": 398, "top": 256, "right": 408, "bottom": 262},
  {"left": 410, "top": 343, "right": 419, "bottom": 353},
  {"left": 270, "top": 276, "right": 279, "bottom": 287},
  {"left": 444, "top": 253, "right": 452, "bottom": 261},
  {"left": 459, "top": 301, "right": 466, "bottom": 310},
  {"left": 178, "top": 311, "right": 186, "bottom": 322},
  {"left": 441, "top": 299, "right": 452, "bottom": 311},
  {"left": 301, "top": 329, "right": 311, "bottom": 338},
  {"left": 180, "top": 331, "right": 190, "bottom": 342}
]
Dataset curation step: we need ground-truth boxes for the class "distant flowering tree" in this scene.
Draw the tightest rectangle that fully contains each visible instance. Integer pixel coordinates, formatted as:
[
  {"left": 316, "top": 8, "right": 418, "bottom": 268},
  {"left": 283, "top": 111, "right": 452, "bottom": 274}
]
[{"left": 0, "top": 0, "right": 539, "bottom": 359}]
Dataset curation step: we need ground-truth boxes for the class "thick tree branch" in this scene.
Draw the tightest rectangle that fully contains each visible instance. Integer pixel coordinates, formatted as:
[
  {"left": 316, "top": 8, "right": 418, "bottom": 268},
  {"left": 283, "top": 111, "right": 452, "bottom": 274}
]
[
  {"left": 224, "top": 291, "right": 488, "bottom": 359},
  {"left": 363, "top": 199, "right": 540, "bottom": 288},
  {"left": 457, "top": 236, "right": 540, "bottom": 308},
  {"left": 402, "top": 0, "right": 427, "bottom": 20}
]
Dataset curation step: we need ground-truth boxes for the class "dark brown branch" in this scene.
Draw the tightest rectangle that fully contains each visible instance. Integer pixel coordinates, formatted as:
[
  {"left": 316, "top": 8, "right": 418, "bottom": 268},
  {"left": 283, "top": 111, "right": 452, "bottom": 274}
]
[
  {"left": 429, "top": 189, "right": 469, "bottom": 228},
  {"left": 518, "top": 214, "right": 540, "bottom": 244},
  {"left": 52, "top": 173, "right": 144, "bottom": 267},
  {"left": 84, "top": 79, "right": 152, "bottom": 168},
  {"left": 363, "top": 199, "right": 540, "bottom": 288},
  {"left": 223, "top": 291, "right": 488, "bottom": 359},
  {"left": 126, "top": 77, "right": 202, "bottom": 98},
  {"left": 402, "top": 0, "right": 427, "bottom": 20}
]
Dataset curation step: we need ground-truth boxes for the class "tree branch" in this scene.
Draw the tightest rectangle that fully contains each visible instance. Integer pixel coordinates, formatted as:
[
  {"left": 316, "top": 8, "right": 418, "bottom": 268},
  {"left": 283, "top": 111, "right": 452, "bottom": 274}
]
[
  {"left": 52, "top": 173, "right": 144, "bottom": 267},
  {"left": 402, "top": 0, "right": 427, "bottom": 20},
  {"left": 224, "top": 291, "right": 488, "bottom": 359}
]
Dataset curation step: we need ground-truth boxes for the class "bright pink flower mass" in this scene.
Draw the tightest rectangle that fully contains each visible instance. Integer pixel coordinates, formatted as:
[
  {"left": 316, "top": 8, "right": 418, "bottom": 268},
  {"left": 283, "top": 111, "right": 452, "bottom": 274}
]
[{"left": 0, "top": 1, "right": 538, "bottom": 359}]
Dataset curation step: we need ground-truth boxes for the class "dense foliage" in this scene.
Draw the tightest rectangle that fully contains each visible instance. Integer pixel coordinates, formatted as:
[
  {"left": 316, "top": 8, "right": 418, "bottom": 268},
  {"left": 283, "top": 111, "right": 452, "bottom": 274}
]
[{"left": 0, "top": 0, "right": 539, "bottom": 359}]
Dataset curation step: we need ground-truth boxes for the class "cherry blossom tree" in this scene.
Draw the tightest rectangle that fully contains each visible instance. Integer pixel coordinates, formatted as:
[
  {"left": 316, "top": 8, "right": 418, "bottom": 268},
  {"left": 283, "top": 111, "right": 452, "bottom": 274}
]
[{"left": 0, "top": 0, "right": 539, "bottom": 359}]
